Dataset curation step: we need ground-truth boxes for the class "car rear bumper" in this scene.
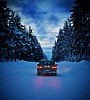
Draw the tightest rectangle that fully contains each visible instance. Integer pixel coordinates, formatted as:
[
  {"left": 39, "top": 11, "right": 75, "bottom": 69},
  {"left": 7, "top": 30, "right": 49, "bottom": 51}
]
[{"left": 37, "top": 70, "right": 57, "bottom": 75}]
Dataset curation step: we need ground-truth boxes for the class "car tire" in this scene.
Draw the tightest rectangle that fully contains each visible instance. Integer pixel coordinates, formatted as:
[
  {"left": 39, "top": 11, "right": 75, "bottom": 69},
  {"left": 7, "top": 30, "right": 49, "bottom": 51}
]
[
  {"left": 37, "top": 72, "right": 40, "bottom": 76},
  {"left": 54, "top": 72, "right": 57, "bottom": 76}
]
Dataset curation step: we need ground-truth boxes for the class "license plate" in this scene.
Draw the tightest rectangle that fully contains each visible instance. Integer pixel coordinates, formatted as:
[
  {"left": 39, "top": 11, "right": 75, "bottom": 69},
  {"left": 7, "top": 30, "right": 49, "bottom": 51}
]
[{"left": 44, "top": 70, "right": 50, "bottom": 72}]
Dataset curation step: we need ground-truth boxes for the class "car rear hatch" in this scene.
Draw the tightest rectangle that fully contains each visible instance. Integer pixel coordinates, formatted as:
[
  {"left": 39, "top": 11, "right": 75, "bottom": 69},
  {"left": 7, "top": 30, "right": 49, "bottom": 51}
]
[{"left": 43, "top": 65, "right": 51, "bottom": 72}]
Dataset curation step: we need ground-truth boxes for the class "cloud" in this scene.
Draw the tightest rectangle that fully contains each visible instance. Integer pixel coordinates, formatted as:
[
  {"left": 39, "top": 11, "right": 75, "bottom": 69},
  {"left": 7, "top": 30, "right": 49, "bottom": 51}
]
[
  {"left": 6, "top": 0, "right": 73, "bottom": 57},
  {"left": 14, "top": 10, "right": 70, "bottom": 50},
  {"left": 35, "top": 0, "right": 54, "bottom": 12}
]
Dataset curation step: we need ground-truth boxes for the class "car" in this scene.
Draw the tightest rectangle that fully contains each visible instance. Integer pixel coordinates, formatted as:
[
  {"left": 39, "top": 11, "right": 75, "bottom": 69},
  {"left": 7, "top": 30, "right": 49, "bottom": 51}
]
[{"left": 37, "top": 59, "right": 58, "bottom": 76}]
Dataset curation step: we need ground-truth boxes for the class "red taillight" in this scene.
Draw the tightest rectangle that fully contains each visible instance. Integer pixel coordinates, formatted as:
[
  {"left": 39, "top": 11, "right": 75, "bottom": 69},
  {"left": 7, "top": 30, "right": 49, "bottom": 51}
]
[
  {"left": 52, "top": 66, "right": 57, "bottom": 69},
  {"left": 38, "top": 66, "right": 42, "bottom": 69}
]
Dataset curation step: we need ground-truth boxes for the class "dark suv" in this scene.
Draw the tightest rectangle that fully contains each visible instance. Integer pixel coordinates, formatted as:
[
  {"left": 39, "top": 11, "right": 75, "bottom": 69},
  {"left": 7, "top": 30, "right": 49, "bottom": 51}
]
[{"left": 37, "top": 59, "right": 58, "bottom": 76}]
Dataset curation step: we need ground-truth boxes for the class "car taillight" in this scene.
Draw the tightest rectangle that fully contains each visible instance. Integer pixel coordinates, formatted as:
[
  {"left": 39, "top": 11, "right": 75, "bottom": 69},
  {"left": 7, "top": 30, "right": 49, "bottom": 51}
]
[
  {"left": 52, "top": 66, "right": 57, "bottom": 69},
  {"left": 38, "top": 66, "right": 42, "bottom": 69}
]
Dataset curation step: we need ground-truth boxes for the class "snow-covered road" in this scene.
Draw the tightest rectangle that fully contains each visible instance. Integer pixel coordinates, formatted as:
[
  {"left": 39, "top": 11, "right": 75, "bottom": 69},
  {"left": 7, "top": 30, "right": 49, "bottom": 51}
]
[{"left": 0, "top": 61, "right": 90, "bottom": 100}]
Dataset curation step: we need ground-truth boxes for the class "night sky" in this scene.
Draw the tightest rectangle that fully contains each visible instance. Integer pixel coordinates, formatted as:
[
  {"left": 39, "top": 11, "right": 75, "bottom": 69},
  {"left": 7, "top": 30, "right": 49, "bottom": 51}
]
[{"left": 6, "top": 0, "right": 74, "bottom": 59}]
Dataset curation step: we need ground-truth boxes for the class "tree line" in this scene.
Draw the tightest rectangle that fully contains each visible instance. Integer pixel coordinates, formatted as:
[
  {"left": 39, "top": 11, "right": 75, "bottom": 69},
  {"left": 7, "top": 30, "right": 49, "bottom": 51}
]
[
  {"left": 0, "top": 0, "right": 47, "bottom": 62},
  {"left": 52, "top": 0, "right": 90, "bottom": 62}
]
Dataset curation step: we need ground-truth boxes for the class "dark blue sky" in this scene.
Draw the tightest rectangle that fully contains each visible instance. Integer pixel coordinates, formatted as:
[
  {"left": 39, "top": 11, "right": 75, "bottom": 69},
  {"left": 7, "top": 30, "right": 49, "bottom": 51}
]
[{"left": 6, "top": 0, "right": 74, "bottom": 59}]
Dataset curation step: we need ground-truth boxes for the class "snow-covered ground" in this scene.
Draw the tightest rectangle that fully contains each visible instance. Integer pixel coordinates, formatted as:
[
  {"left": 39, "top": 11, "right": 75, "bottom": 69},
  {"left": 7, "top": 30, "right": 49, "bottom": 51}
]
[{"left": 0, "top": 61, "right": 90, "bottom": 100}]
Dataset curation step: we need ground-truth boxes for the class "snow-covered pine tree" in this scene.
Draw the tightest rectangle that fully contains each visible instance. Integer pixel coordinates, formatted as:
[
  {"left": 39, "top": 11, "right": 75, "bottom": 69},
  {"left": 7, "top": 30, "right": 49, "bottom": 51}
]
[
  {"left": 52, "top": 29, "right": 64, "bottom": 61},
  {"left": 52, "top": 0, "right": 90, "bottom": 62},
  {"left": 8, "top": 10, "right": 23, "bottom": 61},
  {"left": 70, "top": 0, "right": 90, "bottom": 61},
  {"left": 0, "top": 0, "right": 10, "bottom": 61},
  {"left": 52, "top": 19, "right": 73, "bottom": 61},
  {"left": 26, "top": 26, "right": 47, "bottom": 61},
  {"left": 63, "top": 20, "right": 71, "bottom": 61},
  {"left": 0, "top": 0, "right": 47, "bottom": 62},
  {"left": 8, "top": 10, "right": 16, "bottom": 61}
]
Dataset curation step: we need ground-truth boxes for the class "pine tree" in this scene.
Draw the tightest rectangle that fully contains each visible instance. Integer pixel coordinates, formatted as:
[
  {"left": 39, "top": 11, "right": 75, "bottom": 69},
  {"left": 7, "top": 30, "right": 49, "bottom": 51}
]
[
  {"left": 52, "top": 19, "right": 73, "bottom": 61},
  {"left": 0, "top": 0, "right": 10, "bottom": 61},
  {"left": 52, "top": 0, "right": 90, "bottom": 62},
  {"left": 0, "top": 0, "right": 47, "bottom": 62},
  {"left": 70, "top": 0, "right": 90, "bottom": 61},
  {"left": 52, "top": 29, "right": 64, "bottom": 61}
]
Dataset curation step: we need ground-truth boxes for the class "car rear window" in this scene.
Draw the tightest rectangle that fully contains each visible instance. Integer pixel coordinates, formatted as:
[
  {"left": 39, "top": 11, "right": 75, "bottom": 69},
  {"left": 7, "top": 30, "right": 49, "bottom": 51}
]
[{"left": 39, "top": 61, "right": 55, "bottom": 65}]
